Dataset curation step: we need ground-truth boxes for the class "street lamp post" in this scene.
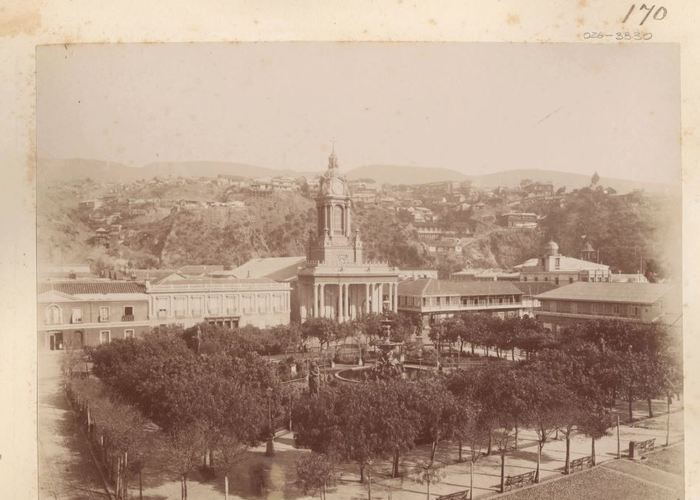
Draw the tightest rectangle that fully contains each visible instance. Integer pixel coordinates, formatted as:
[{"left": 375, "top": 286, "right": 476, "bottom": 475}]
[
  {"left": 366, "top": 459, "right": 373, "bottom": 500},
  {"left": 266, "top": 387, "right": 275, "bottom": 457},
  {"left": 666, "top": 394, "right": 671, "bottom": 446},
  {"left": 435, "top": 320, "right": 442, "bottom": 370}
]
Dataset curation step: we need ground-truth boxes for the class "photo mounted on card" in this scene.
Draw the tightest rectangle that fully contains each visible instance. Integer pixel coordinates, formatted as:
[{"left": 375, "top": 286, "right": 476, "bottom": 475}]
[{"left": 32, "top": 27, "right": 684, "bottom": 500}]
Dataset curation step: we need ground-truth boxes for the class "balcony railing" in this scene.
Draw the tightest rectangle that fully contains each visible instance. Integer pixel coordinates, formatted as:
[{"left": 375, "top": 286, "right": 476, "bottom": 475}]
[
  {"left": 399, "top": 302, "right": 524, "bottom": 313},
  {"left": 98, "top": 316, "right": 110, "bottom": 323},
  {"left": 121, "top": 314, "right": 135, "bottom": 322},
  {"left": 71, "top": 318, "right": 82, "bottom": 324}
]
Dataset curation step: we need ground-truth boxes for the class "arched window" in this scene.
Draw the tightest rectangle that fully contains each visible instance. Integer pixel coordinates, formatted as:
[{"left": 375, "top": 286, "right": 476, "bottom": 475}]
[
  {"left": 45, "top": 305, "right": 62, "bottom": 325},
  {"left": 333, "top": 205, "right": 344, "bottom": 234}
]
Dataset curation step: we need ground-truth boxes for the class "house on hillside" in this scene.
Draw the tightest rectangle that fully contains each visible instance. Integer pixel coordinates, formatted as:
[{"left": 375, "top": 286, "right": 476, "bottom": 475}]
[
  {"left": 450, "top": 268, "right": 521, "bottom": 282},
  {"left": 39, "top": 264, "right": 95, "bottom": 281},
  {"left": 427, "top": 238, "right": 464, "bottom": 255},
  {"left": 498, "top": 212, "right": 538, "bottom": 229},
  {"left": 522, "top": 181, "right": 554, "bottom": 198}
]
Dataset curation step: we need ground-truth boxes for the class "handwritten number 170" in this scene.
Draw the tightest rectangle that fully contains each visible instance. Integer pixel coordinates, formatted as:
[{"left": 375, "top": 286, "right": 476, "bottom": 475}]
[{"left": 622, "top": 4, "right": 667, "bottom": 25}]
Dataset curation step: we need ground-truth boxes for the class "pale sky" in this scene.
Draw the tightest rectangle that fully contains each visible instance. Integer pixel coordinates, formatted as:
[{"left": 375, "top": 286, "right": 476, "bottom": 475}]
[{"left": 37, "top": 43, "right": 680, "bottom": 184}]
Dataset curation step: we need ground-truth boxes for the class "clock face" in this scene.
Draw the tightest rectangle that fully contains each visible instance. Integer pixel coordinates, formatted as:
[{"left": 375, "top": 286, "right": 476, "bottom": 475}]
[{"left": 331, "top": 178, "right": 344, "bottom": 195}]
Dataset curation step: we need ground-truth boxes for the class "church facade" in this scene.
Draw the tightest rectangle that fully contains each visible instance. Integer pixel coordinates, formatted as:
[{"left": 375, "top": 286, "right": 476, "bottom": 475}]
[{"left": 297, "top": 151, "right": 399, "bottom": 322}]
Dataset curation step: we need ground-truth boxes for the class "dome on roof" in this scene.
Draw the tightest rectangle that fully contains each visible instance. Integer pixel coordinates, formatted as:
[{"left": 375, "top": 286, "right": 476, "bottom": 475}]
[{"left": 544, "top": 240, "right": 559, "bottom": 256}]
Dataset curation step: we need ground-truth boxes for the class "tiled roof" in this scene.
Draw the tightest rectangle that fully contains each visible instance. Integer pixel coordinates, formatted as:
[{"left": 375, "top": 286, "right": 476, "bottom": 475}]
[
  {"left": 151, "top": 274, "right": 277, "bottom": 286},
  {"left": 535, "top": 282, "right": 672, "bottom": 304},
  {"left": 516, "top": 255, "right": 609, "bottom": 272},
  {"left": 398, "top": 278, "right": 523, "bottom": 297},
  {"left": 231, "top": 256, "right": 306, "bottom": 281},
  {"left": 609, "top": 273, "right": 649, "bottom": 283},
  {"left": 512, "top": 281, "right": 558, "bottom": 296},
  {"left": 38, "top": 281, "right": 146, "bottom": 295},
  {"left": 178, "top": 265, "right": 226, "bottom": 275}
]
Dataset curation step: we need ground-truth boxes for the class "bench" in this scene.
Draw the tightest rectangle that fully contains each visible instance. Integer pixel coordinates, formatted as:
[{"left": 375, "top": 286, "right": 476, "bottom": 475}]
[
  {"left": 437, "top": 490, "right": 470, "bottom": 500},
  {"left": 504, "top": 471, "right": 536, "bottom": 491},
  {"left": 568, "top": 455, "right": 593, "bottom": 472},
  {"left": 629, "top": 438, "right": 655, "bottom": 459}
]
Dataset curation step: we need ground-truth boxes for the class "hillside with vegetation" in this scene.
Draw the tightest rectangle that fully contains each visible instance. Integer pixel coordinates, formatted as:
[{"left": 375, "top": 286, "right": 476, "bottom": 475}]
[
  {"left": 37, "top": 174, "right": 679, "bottom": 281},
  {"left": 519, "top": 185, "right": 680, "bottom": 278}
]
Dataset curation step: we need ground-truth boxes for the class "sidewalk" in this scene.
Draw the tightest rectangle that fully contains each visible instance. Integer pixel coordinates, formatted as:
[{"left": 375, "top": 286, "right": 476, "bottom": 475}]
[
  {"left": 41, "top": 350, "right": 684, "bottom": 500},
  {"left": 38, "top": 352, "right": 110, "bottom": 500},
  {"left": 132, "top": 400, "right": 683, "bottom": 500}
]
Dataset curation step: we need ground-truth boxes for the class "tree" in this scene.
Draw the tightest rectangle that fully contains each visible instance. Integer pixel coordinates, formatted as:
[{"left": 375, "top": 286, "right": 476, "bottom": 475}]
[
  {"left": 591, "top": 171, "right": 600, "bottom": 187},
  {"left": 458, "top": 313, "right": 491, "bottom": 355},
  {"left": 296, "top": 453, "right": 337, "bottom": 500},
  {"left": 412, "top": 460, "right": 445, "bottom": 500},
  {"left": 518, "top": 366, "right": 570, "bottom": 483},
  {"left": 512, "top": 318, "right": 556, "bottom": 359},
  {"left": 163, "top": 423, "right": 208, "bottom": 500},
  {"left": 445, "top": 370, "right": 480, "bottom": 462},
  {"left": 411, "top": 377, "right": 461, "bottom": 462},
  {"left": 492, "top": 427, "right": 515, "bottom": 493},
  {"left": 213, "top": 382, "right": 266, "bottom": 499},
  {"left": 377, "top": 380, "right": 423, "bottom": 478},
  {"left": 301, "top": 318, "right": 339, "bottom": 350},
  {"left": 578, "top": 405, "right": 613, "bottom": 466}
]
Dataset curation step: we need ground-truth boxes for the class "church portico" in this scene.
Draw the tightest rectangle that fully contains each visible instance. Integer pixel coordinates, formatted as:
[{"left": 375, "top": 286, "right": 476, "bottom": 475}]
[
  {"left": 298, "top": 275, "right": 399, "bottom": 322},
  {"left": 297, "top": 149, "right": 399, "bottom": 323}
]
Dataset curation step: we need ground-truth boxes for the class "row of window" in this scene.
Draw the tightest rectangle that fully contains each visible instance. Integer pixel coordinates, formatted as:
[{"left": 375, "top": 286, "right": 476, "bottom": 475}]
[
  {"left": 540, "top": 300, "right": 643, "bottom": 317},
  {"left": 155, "top": 293, "right": 289, "bottom": 319},
  {"left": 398, "top": 295, "right": 520, "bottom": 308},
  {"left": 98, "top": 329, "right": 135, "bottom": 344},
  {"left": 522, "top": 276, "right": 607, "bottom": 284},
  {"left": 44, "top": 305, "right": 136, "bottom": 325}
]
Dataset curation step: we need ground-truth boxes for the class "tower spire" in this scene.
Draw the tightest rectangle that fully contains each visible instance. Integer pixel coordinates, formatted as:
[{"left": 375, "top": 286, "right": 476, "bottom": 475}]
[{"left": 328, "top": 141, "right": 338, "bottom": 170}]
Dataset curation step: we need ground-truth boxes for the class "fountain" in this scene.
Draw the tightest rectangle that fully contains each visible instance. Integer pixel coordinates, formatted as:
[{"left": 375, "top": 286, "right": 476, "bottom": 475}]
[{"left": 334, "top": 341, "right": 432, "bottom": 383}]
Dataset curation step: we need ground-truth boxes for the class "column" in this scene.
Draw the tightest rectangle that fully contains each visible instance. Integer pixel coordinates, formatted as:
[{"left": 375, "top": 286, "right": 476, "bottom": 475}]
[
  {"left": 344, "top": 283, "right": 350, "bottom": 321},
  {"left": 365, "top": 283, "right": 370, "bottom": 315},
  {"left": 380, "top": 283, "right": 386, "bottom": 313},
  {"left": 313, "top": 283, "right": 318, "bottom": 318},
  {"left": 320, "top": 284, "right": 325, "bottom": 318},
  {"left": 345, "top": 202, "right": 351, "bottom": 236},
  {"left": 337, "top": 284, "right": 343, "bottom": 322},
  {"left": 393, "top": 282, "right": 399, "bottom": 312},
  {"left": 371, "top": 283, "right": 378, "bottom": 314}
]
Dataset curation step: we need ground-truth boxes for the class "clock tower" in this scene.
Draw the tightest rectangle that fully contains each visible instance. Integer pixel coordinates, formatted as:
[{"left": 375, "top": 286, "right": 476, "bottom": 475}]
[
  {"left": 297, "top": 147, "right": 398, "bottom": 324},
  {"left": 307, "top": 149, "right": 363, "bottom": 266}
]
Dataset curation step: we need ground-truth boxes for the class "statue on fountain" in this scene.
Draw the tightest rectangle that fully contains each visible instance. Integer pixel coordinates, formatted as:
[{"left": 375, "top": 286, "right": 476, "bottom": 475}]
[{"left": 372, "top": 348, "right": 404, "bottom": 380}]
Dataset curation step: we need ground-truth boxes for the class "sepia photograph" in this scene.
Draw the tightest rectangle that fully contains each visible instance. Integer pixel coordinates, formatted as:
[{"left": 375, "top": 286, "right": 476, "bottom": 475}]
[{"left": 35, "top": 42, "right": 683, "bottom": 499}]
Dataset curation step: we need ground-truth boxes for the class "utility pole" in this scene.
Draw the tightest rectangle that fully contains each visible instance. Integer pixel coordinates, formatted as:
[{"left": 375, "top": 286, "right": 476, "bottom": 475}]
[
  {"left": 666, "top": 395, "right": 671, "bottom": 446},
  {"left": 266, "top": 387, "right": 275, "bottom": 457}
]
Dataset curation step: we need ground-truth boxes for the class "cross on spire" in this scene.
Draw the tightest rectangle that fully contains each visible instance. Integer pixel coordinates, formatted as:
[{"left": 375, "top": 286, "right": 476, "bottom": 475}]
[{"left": 328, "top": 140, "right": 338, "bottom": 170}]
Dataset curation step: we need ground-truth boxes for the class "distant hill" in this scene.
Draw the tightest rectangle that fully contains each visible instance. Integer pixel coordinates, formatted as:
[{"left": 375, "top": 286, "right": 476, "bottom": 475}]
[
  {"left": 470, "top": 169, "right": 675, "bottom": 194},
  {"left": 39, "top": 158, "right": 315, "bottom": 184},
  {"left": 345, "top": 164, "right": 467, "bottom": 185},
  {"left": 39, "top": 158, "right": 675, "bottom": 194}
]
